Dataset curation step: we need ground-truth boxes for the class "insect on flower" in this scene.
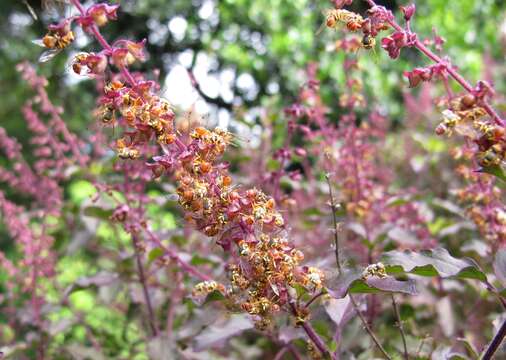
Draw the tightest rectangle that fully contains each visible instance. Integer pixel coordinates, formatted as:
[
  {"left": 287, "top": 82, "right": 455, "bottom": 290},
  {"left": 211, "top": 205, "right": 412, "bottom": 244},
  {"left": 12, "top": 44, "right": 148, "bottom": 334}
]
[
  {"left": 33, "top": 23, "right": 74, "bottom": 63},
  {"left": 361, "top": 34, "right": 376, "bottom": 50},
  {"left": 116, "top": 138, "right": 140, "bottom": 159},
  {"left": 317, "top": 9, "right": 364, "bottom": 34},
  {"left": 97, "top": 103, "right": 116, "bottom": 125}
]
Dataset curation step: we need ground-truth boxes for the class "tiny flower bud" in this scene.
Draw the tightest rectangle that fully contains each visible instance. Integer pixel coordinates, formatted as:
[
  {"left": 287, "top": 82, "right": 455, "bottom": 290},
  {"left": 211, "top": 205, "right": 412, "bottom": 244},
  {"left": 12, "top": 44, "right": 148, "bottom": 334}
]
[{"left": 400, "top": 4, "right": 416, "bottom": 21}]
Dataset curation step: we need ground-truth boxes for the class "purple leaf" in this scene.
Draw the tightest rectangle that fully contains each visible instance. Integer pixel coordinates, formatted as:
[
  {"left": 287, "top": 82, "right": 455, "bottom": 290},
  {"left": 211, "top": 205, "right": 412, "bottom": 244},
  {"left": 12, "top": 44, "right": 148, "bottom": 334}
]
[{"left": 192, "top": 314, "right": 253, "bottom": 351}]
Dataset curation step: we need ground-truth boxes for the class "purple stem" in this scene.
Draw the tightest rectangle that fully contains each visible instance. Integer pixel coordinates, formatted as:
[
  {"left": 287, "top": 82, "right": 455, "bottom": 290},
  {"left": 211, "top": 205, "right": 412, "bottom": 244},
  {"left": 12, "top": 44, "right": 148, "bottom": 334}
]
[
  {"left": 144, "top": 229, "right": 212, "bottom": 281},
  {"left": 273, "top": 346, "right": 288, "bottom": 360},
  {"left": 481, "top": 318, "right": 506, "bottom": 360},
  {"left": 289, "top": 300, "right": 336, "bottom": 359},
  {"left": 133, "top": 235, "right": 158, "bottom": 337}
]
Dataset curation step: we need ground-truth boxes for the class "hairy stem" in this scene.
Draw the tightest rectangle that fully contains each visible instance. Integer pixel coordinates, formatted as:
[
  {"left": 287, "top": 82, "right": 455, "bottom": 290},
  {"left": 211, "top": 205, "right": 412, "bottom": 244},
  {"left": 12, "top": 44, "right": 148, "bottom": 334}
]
[
  {"left": 305, "top": 291, "right": 325, "bottom": 308},
  {"left": 273, "top": 346, "right": 288, "bottom": 360},
  {"left": 289, "top": 300, "right": 335, "bottom": 360},
  {"left": 349, "top": 294, "right": 393, "bottom": 360},
  {"left": 391, "top": 294, "right": 409, "bottom": 360},
  {"left": 133, "top": 235, "right": 158, "bottom": 337},
  {"left": 288, "top": 344, "right": 303, "bottom": 360},
  {"left": 326, "top": 169, "right": 391, "bottom": 359},
  {"left": 325, "top": 174, "right": 342, "bottom": 275}
]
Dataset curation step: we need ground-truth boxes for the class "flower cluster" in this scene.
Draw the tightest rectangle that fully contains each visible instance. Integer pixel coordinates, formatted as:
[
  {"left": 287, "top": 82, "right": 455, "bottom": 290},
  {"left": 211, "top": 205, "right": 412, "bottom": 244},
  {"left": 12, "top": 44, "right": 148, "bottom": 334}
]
[
  {"left": 44, "top": 0, "right": 326, "bottom": 335},
  {"left": 168, "top": 125, "right": 323, "bottom": 328},
  {"left": 451, "top": 146, "right": 506, "bottom": 245},
  {"left": 404, "top": 63, "right": 448, "bottom": 88},
  {"left": 435, "top": 93, "right": 505, "bottom": 171},
  {"left": 98, "top": 79, "right": 176, "bottom": 159}
]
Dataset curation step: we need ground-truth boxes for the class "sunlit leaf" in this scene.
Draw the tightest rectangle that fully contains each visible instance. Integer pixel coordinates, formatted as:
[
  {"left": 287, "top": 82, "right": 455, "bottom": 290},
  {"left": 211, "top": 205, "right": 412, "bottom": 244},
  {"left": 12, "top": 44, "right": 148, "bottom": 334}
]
[
  {"left": 148, "top": 247, "right": 165, "bottom": 265},
  {"left": 83, "top": 206, "right": 113, "bottom": 220},
  {"left": 326, "top": 269, "right": 418, "bottom": 298},
  {"left": 480, "top": 164, "right": 506, "bottom": 183},
  {"left": 383, "top": 248, "right": 487, "bottom": 282}
]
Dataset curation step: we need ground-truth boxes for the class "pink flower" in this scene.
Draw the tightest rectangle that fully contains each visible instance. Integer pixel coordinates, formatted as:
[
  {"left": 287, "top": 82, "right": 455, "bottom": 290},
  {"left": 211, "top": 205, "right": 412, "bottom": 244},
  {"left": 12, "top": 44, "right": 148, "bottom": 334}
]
[
  {"left": 381, "top": 31, "right": 407, "bottom": 59},
  {"left": 73, "top": 52, "right": 108, "bottom": 75},
  {"left": 404, "top": 67, "right": 432, "bottom": 87},
  {"left": 79, "top": 4, "right": 120, "bottom": 28},
  {"left": 474, "top": 80, "right": 495, "bottom": 99},
  {"left": 400, "top": 4, "right": 416, "bottom": 21},
  {"left": 111, "top": 40, "right": 147, "bottom": 67},
  {"left": 48, "top": 18, "right": 73, "bottom": 35}
]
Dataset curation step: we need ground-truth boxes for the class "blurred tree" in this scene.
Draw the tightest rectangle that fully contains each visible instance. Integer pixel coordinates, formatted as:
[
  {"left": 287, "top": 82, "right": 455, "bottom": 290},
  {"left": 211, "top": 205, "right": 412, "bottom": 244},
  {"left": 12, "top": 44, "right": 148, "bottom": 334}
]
[{"left": 1, "top": 0, "right": 505, "bottom": 136}]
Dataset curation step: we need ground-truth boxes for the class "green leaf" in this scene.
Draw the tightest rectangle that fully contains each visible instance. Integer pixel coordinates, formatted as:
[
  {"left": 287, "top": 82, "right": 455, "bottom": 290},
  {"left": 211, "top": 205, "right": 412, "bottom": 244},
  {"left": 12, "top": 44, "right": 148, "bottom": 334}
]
[
  {"left": 382, "top": 248, "right": 487, "bottom": 282},
  {"left": 148, "top": 247, "right": 165, "bottom": 265},
  {"left": 326, "top": 269, "right": 418, "bottom": 298},
  {"left": 68, "top": 180, "right": 97, "bottom": 205},
  {"left": 480, "top": 164, "right": 506, "bottom": 182},
  {"left": 83, "top": 206, "right": 113, "bottom": 220},
  {"left": 203, "top": 290, "right": 226, "bottom": 304},
  {"left": 191, "top": 254, "right": 217, "bottom": 266}
]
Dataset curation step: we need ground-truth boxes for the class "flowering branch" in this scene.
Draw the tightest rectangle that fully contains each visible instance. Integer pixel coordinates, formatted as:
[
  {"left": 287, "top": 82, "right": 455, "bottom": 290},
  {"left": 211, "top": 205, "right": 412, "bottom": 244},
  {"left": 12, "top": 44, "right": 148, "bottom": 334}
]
[
  {"left": 34, "top": 1, "right": 335, "bottom": 356},
  {"left": 363, "top": 0, "right": 504, "bottom": 126},
  {"left": 326, "top": 172, "right": 392, "bottom": 359}
]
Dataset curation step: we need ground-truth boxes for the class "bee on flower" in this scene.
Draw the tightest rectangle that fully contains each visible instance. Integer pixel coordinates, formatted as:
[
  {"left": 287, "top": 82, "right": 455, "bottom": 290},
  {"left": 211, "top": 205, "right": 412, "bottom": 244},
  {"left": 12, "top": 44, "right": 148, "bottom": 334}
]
[
  {"left": 116, "top": 138, "right": 140, "bottom": 160},
  {"left": 320, "top": 9, "right": 364, "bottom": 33},
  {"left": 33, "top": 19, "right": 75, "bottom": 62},
  {"left": 361, "top": 262, "right": 387, "bottom": 280}
]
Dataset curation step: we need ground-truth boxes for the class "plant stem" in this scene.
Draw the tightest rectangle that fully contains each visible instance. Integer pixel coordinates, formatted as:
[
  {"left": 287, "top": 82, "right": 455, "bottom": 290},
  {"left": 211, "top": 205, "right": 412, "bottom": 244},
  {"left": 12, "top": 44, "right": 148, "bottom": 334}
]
[
  {"left": 326, "top": 172, "right": 391, "bottom": 359},
  {"left": 325, "top": 174, "right": 341, "bottom": 275},
  {"left": 288, "top": 344, "right": 303, "bottom": 360},
  {"left": 349, "top": 294, "right": 393, "bottom": 360},
  {"left": 391, "top": 294, "right": 409, "bottom": 360},
  {"left": 288, "top": 300, "right": 335, "bottom": 360},
  {"left": 273, "top": 346, "right": 288, "bottom": 360},
  {"left": 132, "top": 235, "right": 158, "bottom": 337},
  {"left": 481, "top": 318, "right": 506, "bottom": 360},
  {"left": 305, "top": 291, "right": 325, "bottom": 308},
  {"left": 144, "top": 229, "right": 212, "bottom": 281}
]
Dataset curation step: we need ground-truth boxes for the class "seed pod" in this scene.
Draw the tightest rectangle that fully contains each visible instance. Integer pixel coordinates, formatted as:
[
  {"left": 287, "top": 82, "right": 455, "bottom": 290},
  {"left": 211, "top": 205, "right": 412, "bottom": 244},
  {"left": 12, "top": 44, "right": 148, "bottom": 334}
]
[{"left": 461, "top": 94, "right": 476, "bottom": 109}]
